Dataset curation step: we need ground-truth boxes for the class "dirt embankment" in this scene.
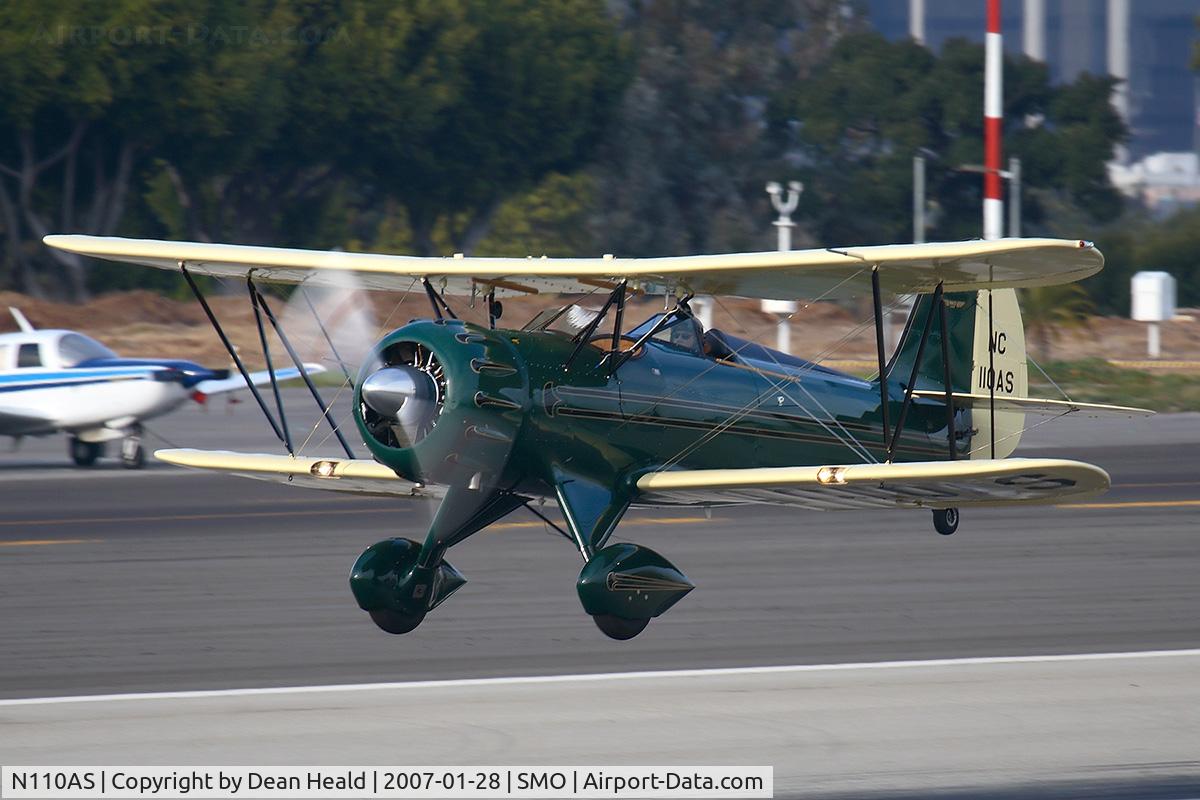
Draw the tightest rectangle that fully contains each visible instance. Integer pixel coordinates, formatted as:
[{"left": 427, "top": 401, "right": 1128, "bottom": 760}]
[{"left": 0, "top": 290, "right": 1196, "bottom": 369}]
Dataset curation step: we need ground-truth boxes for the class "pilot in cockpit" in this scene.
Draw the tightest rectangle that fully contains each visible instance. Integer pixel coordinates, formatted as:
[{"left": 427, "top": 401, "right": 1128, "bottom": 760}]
[{"left": 670, "top": 319, "right": 700, "bottom": 352}]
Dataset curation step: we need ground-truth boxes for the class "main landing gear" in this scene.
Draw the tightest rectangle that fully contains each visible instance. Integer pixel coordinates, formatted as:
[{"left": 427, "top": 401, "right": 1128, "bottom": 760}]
[
  {"left": 933, "top": 507, "right": 959, "bottom": 536},
  {"left": 69, "top": 437, "right": 105, "bottom": 467},
  {"left": 349, "top": 485, "right": 522, "bottom": 637},
  {"left": 67, "top": 426, "right": 145, "bottom": 469},
  {"left": 348, "top": 474, "right": 696, "bottom": 641}
]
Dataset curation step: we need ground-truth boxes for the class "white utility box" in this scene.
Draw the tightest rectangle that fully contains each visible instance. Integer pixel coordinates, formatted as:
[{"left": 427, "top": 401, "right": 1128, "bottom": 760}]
[
  {"left": 761, "top": 299, "right": 799, "bottom": 315},
  {"left": 1131, "top": 271, "right": 1176, "bottom": 322}
]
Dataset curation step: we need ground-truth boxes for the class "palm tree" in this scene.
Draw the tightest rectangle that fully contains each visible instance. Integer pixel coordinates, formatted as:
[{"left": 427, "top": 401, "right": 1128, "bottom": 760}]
[{"left": 1019, "top": 284, "right": 1096, "bottom": 360}]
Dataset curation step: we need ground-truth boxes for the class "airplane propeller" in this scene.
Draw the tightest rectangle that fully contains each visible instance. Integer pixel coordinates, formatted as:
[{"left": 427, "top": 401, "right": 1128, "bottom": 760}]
[{"left": 359, "top": 365, "right": 440, "bottom": 448}]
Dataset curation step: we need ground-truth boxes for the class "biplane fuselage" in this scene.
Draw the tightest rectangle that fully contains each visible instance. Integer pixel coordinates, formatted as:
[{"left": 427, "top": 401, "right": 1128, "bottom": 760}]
[{"left": 357, "top": 316, "right": 956, "bottom": 509}]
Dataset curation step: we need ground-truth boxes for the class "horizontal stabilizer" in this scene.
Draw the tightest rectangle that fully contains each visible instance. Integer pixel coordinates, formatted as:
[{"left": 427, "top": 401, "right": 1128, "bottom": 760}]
[
  {"left": 45, "top": 234, "right": 1103, "bottom": 300},
  {"left": 155, "top": 449, "right": 442, "bottom": 499},
  {"left": 911, "top": 391, "right": 1153, "bottom": 418},
  {"left": 635, "top": 457, "right": 1109, "bottom": 510}
]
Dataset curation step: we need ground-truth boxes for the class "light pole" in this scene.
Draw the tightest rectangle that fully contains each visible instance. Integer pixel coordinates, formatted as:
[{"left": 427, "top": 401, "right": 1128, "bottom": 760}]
[
  {"left": 764, "top": 181, "right": 802, "bottom": 353},
  {"left": 956, "top": 157, "right": 1022, "bottom": 236},
  {"left": 913, "top": 155, "right": 926, "bottom": 245}
]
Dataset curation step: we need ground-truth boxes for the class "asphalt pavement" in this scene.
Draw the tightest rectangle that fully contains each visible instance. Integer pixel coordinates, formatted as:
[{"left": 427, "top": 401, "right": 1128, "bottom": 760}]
[{"left": 0, "top": 395, "right": 1197, "bottom": 797}]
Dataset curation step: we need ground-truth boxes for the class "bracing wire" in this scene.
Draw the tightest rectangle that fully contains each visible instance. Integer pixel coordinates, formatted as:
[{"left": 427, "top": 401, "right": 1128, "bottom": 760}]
[{"left": 653, "top": 286, "right": 917, "bottom": 472}]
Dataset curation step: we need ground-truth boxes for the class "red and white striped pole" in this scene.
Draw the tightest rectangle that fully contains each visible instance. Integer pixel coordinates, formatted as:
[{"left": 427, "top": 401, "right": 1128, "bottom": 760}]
[{"left": 983, "top": 0, "right": 1004, "bottom": 240}]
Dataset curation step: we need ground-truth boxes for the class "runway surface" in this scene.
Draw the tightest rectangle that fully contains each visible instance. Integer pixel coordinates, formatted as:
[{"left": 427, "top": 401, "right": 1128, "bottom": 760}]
[{"left": 1, "top": 398, "right": 1198, "bottom": 796}]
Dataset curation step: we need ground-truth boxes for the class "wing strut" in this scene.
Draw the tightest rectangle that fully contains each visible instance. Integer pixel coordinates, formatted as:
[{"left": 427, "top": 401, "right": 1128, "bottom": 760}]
[
  {"left": 249, "top": 278, "right": 356, "bottom": 460},
  {"left": 886, "top": 282, "right": 944, "bottom": 462},
  {"left": 937, "top": 288, "right": 957, "bottom": 460},
  {"left": 987, "top": 289, "right": 996, "bottom": 459},
  {"left": 248, "top": 275, "right": 294, "bottom": 455},
  {"left": 422, "top": 278, "right": 458, "bottom": 321},
  {"left": 181, "top": 264, "right": 291, "bottom": 451},
  {"left": 564, "top": 281, "right": 626, "bottom": 372},
  {"left": 871, "top": 268, "right": 890, "bottom": 449}
]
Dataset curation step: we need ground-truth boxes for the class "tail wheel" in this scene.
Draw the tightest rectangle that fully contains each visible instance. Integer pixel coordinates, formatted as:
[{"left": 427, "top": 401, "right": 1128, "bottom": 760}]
[
  {"left": 592, "top": 614, "right": 650, "bottom": 641},
  {"left": 69, "top": 438, "right": 104, "bottom": 467},
  {"left": 933, "top": 507, "right": 959, "bottom": 536}
]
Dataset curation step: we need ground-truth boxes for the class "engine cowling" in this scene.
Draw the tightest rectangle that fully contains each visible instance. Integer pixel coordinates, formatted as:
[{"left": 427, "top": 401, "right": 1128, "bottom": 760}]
[{"left": 353, "top": 319, "right": 528, "bottom": 489}]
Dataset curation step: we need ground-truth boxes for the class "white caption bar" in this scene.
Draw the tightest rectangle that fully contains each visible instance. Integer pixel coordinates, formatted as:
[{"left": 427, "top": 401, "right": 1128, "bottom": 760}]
[{"left": 1, "top": 767, "right": 772, "bottom": 799}]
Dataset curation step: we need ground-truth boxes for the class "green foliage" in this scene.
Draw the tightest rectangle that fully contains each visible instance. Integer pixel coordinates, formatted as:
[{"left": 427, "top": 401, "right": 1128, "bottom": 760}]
[
  {"left": 1083, "top": 205, "right": 1200, "bottom": 313},
  {"left": 0, "top": 1, "right": 1154, "bottom": 304},
  {"left": 773, "top": 33, "right": 1127, "bottom": 245},
  {"left": 0, "top": 0, "right": 628, "bottom": 297},
  {"left": 585, "top": 0, "right": 861, "bottom": 256},
  {"left": 291, "top": 0, "right": 630, "bottom": 254},
  {"left": 1020, "top": 283, "right": 1095, "bottom": 359},
  {"left": 476, "top": 172, "right": 599, "bottom": 257},
  {"left": 1031, "top": 359, "right": 1200, "bottom": 413}
]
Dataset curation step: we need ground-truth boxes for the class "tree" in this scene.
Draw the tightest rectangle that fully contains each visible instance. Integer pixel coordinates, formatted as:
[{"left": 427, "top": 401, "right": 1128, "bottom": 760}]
[
  {"left": 585, "top": 0, "right": 860, "bottom": 257},
  {"left": 1020, "top": 283, "right": 1095, "bottom": 359},
  {"left": 772, "top": 33, "right": 1127, "bottom": 246},
  {"left": 0, "top": 0, "right": 298, "bottom": 298},
  {"left": 292, "top": 0, "right": 629, "bottom": 256}
]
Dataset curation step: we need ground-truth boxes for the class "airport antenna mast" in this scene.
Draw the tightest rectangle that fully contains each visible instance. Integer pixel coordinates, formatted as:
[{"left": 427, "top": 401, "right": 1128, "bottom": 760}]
[{"left": 983, "top": 0, "right": 1004, "bottom": 240}]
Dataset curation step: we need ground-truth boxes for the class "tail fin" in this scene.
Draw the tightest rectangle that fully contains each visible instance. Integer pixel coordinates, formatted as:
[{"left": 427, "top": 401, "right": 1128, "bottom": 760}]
[
  {"left": 9, "top": 307, "right": 34, "bottom": 333},
  {"left": 887, "top": 288, "right": 1027, "bottom": 459}
]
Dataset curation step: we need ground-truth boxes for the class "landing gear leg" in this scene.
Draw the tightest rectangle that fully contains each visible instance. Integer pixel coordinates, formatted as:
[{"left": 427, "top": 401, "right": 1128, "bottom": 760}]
[
  {"left": 553, "top": 468, "right": 693, "bottom": 641},
  {"left": 69, "top": 437, "right": 104, "bottom": 467},
  {"left": 120, "top": 425, "right": 145, "bottom": 469},
  {"left": 933, "top": 507, "right": 959, "bottom": 536},
  {"left": 350, "top": 485, "right": 524, "bottom": 635}
]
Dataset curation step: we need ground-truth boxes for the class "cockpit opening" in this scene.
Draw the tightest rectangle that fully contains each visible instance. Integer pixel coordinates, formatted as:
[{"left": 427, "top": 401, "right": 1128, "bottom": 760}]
[{"left": 523, "top": 295, "right": 849, "bottom": 380}]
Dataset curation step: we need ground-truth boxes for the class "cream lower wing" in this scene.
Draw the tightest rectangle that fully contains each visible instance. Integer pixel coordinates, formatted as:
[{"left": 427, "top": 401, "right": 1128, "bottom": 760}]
[
  {"left": 634, "top": 458, "right": 1109, "bottom": 510},
  {"left": 155, "top": 449, "right": 444, "bottom": 499},
  {"left": 158, "top": 450, "right": 1110, "bottom": 512}
]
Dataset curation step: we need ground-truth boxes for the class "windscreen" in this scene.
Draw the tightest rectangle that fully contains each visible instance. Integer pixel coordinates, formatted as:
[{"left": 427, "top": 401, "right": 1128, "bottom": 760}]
[{"left": 58, "top": 333, "right": 117, "bottom": 366}]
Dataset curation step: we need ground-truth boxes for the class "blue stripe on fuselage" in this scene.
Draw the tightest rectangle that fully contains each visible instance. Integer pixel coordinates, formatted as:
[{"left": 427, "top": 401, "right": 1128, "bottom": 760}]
[{"left": 0, "top": 367, "right": 162, "bottom": 392}]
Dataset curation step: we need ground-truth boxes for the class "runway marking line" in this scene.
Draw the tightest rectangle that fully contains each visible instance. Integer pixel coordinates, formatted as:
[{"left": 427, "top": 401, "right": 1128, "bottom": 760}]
[
  {"left": 2, "top": 648, "right": 1198, "bottom": 708},
  {"left": 0, "top": 538, "right": 102, "bottom": 547},
  {"left": 1057, "top": 499, "right": 1200, "bottom": 510},
  {"left": 1116, "top": 480, "right": 1200, "bottom": 488},
  {"left": 0, "top": 510, "right": 707, "bottom": 528}
]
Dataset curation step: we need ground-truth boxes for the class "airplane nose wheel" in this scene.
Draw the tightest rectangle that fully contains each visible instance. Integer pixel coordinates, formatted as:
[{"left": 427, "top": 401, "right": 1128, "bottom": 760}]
[
  {"left": 933, "top": 507, "right": 959, "bottom": 536},
  {"left": 592, "top": 614, "right": 650, "bottom": 641}
]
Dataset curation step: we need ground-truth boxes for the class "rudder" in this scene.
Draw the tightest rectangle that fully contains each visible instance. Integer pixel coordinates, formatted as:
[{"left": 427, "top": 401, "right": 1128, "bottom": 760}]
[{"left": 887, "top": 288, "right": 1027, "bottom": 459}]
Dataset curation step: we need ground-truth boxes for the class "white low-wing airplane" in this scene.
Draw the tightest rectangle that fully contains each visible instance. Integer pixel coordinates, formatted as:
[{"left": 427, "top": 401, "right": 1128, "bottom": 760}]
[{"left": 0, "top": 307, "right": 324, "bottom": 467}]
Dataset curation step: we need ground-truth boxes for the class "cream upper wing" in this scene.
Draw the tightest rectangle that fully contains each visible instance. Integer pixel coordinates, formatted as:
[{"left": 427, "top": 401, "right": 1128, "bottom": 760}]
[
  {"left": 633, "top": 458, "right": 1110, "bottom": 510},
  {"left": 44, "top": 235, "right": 1104, "bottom": 300}
]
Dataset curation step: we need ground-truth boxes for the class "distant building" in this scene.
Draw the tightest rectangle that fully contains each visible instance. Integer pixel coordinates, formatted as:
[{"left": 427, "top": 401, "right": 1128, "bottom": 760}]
[
  {"left": 864, "top": 0, "right": 1199, "bottom": 161},
  {"left": 1108, "top": 151, "right": 1200, "bottom": 216}
]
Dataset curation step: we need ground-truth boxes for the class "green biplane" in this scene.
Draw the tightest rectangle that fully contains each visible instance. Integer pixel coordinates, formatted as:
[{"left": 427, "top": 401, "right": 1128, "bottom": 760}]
[{"left": 45, "top": 235, "right": 1150, "bottom": 639}]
